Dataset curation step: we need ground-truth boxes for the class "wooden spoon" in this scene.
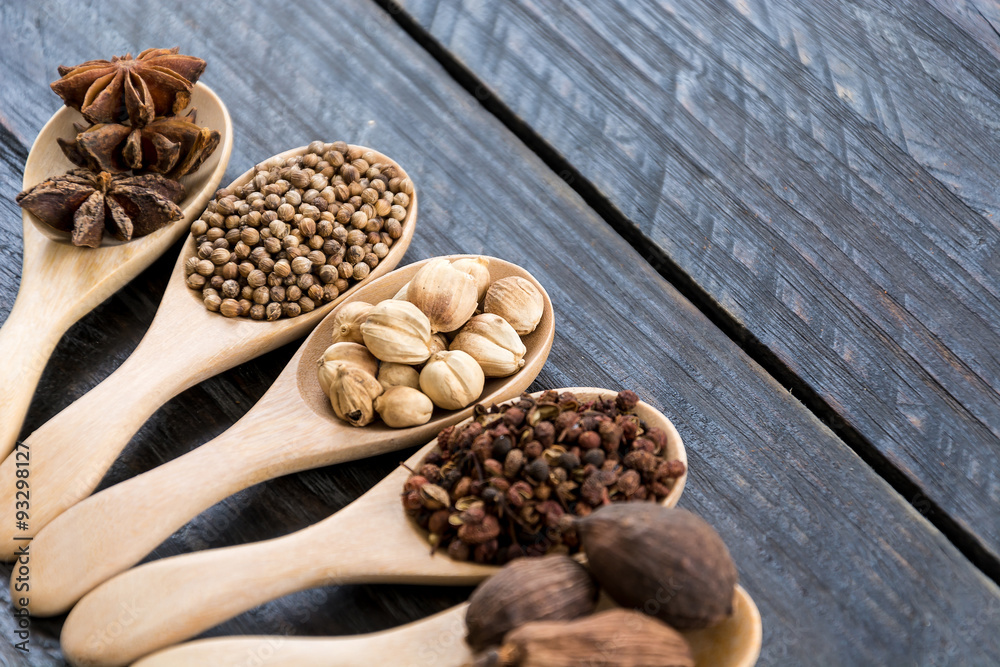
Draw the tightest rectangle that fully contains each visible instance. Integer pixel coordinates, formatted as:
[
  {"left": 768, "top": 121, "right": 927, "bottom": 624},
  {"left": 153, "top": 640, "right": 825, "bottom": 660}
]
[
  {"left": 0, "top": 144, "right": 415, "bottom": 560},
  {"left": 0, "top": 82, "right": 233, "bottom": 461},
  {"left": 59, "top": 389, "right": 688, "bottom": 667},
  {"left": 132, "top": 587, "right": 761, "bottom": 667},
  {"left": 24, "top": 256, "right": 553, "bottom": 616}
]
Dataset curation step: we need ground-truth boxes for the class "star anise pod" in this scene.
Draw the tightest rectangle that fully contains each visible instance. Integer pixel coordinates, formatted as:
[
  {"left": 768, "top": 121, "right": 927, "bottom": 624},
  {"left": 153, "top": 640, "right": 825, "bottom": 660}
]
[
  {"left": 58, "top": 109, "right": 221, "bottom": 179},
  {"left": 51, "top": 47, "right": 206, "bottom": 126},
  {"left": 16, "top": 169, "right": 185, "bottom": 248}
]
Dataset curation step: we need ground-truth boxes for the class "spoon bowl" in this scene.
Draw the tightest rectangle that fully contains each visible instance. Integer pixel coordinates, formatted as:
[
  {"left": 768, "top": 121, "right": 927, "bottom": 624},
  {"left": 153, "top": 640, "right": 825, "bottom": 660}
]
[
  {"left": 24, "top": 256, "right": 553, "bottom": 616},
  {"left": 60, "top": 388, "right": 685, "bottom": 667},
  {"left": 0, "top": 143, "right": 414, "bottom": 559},
  {"left": 132, "top": 588, "right": 761, "bottom": 667},
  {"left": 0, "top": 82, "right": 233, "bottom": 460}
]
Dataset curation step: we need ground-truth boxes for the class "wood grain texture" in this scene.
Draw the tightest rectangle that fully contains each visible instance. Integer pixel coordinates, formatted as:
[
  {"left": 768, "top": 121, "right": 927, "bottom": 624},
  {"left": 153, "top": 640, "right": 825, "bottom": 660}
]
[
  {"left": 132, "top": 589, "right": 760, "bottom": 667},
  {"left": 924, "top": 0, "right": 1000, "bottom": 60},
  {"left": 23, "top": 256, "right": 554, "bottom": 617},
  {"left": 0, "top": 84, "right": 231, "bottom": 461},
  {"left": 0, "top": 143, "right": 412, "bottom": 561},
  {"left": 61, "top": 390, "right": 675, "bottom": 666},
  {"left": 0, "top": 0, "right": 998, "bottom": 666},
  {"left": 393, "top": 0, "right": 1000, "bottom": 565}
]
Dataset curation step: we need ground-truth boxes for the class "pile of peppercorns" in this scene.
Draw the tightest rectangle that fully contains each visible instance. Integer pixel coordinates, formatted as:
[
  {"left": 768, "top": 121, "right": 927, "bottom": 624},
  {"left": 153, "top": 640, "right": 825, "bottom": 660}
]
[
  {"left": 402, "top": 390, "right": 687, "bottom": 565},
  {"left": 184, "top": 141, "right": 411, "bottom": 320}
]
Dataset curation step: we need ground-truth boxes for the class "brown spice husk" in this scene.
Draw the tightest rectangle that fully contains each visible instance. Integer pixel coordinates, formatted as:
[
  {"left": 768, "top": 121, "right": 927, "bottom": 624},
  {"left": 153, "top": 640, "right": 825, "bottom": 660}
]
[
  {"left": 59, "top": 109, "right": 220, "bottom": 178},
  {"left": 51, "top": 47, "right": 205, "bottom": 125},
  {"left": 402, "top": 390, "right": 687, "bottom": 565},
  {"left": 16, "top": 169, "right": 184, "bottom": 247},
  {"left": 578, "top": 503, "right": 739, "bottom": 629},
  {"left": 472, "top": 609, "right": 694, "bottom": 667},
  {"left": 465, "top": 555, "right": 597, "bottom": 651}
]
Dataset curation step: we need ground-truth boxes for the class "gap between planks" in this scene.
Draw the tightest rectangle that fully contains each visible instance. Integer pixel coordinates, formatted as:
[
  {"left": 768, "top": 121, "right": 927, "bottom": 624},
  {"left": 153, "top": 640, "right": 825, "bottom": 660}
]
[{"left": 369, "top": 0, "right": 1000, "bottom": 586}]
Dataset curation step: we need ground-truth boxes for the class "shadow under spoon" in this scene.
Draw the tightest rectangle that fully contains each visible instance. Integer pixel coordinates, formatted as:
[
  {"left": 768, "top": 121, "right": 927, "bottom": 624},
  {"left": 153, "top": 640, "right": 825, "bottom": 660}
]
[
  {"left": 0, "top": 143, "right": 415, "bottom": 559},
  {"left": 24, "top": 256, "right": 553, "bottom": 617},
  {"left": 60, "top": 388, "right": 686, "bottom": 667},
  {"left": 0, "top": 82, "right": 233, "bottom": 461},
  {"left": 133, "top": 587, "right": 762, "bottom": 667}
]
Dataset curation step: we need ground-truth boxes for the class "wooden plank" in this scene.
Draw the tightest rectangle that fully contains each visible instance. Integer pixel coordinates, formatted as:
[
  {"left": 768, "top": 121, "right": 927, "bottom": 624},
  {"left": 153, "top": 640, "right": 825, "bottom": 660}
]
[
  {"left": 0, "top": 0, "right": 998, "bottom": 664},
  {"left": 924, "top": 0, "right": 1000, "bottom": 61},
  {"left": 393, "top": 0, "right": 1000, "bottom": 565}
]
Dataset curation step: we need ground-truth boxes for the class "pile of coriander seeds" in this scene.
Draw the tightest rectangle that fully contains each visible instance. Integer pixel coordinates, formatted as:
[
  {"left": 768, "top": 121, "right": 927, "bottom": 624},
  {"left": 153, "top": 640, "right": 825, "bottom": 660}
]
[{"left": 184, "top": 141, "right": 412, "bottom": 320}]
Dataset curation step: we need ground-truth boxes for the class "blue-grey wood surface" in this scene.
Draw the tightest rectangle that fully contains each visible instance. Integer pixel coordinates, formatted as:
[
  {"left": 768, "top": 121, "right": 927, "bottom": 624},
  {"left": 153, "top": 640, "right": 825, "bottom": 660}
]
[
  {"left": 0, "top": 0, "right": 999, "bottom": 666},
  {"left": 392, "top": 0, "right": 1000, "bottom": 571}
]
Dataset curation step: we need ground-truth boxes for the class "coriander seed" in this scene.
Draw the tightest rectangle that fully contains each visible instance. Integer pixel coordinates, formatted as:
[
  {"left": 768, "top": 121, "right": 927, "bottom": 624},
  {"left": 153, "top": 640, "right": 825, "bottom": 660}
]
[
  {"left": 210, "top": 248, "right": 230, "bottom": 266},
  {"left": 247, "top": 270, "right": 267, "bottom": 288},
  {"left": 219, "top": 298, "right": 240, "bottom": 318},
  {"left": 204, "top": 294, "right": 222, "bottom": 312},
  {"left": 186, "top": 141, "right": 412, "bottom": 320},
  {"left": 241, "top": 228, "right": 260, "bottom": 245}
]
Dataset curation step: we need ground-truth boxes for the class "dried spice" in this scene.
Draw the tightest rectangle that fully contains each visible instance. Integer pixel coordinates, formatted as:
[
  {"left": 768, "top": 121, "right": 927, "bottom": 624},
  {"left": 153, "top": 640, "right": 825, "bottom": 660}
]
[
  {"left": 16, "top": 169, "right": 184, "bottom": 248},
  {"left": 579, "top": 503, "right": 738, "bottom": 629},
  {"left": 419, "top": 350, "right": 485, "bottom": 410},
  {"left": 375, "top": 386, "right": 435, "bottom": 427},
  {"left": 58, "top": 109, "right": 220, "bottom": 178},
  {"left": 405, "top": 257, "right": 480, "bottom": 333},
  {"left": 320, "top": 258, "right": 541, "bottom": 427},
  {"left": 450, "top": 313, "right": 526, "bottom": 378},
  {"left": 465, "top": 555, "right": 597, "bottom": 651},
  {"left": 483, "top": 277, "right": 544, "bottom": 335},
  {"left": 401, "top": 390, "right": 686, "bottom": 565},
  {"left": 468, "top": 609, "right": 694, "bottom": 667},
  {"left": 185, "top": 141, "right": 411, "bottom": 320},
  {"left": 51, "top": 47, "right": 206, "bottom": 126}
]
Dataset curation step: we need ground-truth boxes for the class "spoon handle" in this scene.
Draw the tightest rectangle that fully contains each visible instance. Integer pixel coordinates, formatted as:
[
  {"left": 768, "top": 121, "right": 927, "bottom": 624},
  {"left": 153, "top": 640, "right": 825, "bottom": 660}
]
[
  {"left": 0, "top": 289, "right": 78, "bottom": 460},
  {"left": 131, "top": 587, "right": 763, "bottom": 667},
  {"left": 24, "top": 392, "right": 322, "bottom": 617},
  {"left": 59, "top": 462, "right": 490, "bottom": 667},
  {"left": 0, "top": 310, "right": 228, "bottom": 560},
  {"left": 60, "top": 505, "right": 368, "bottom": 667},
  {"left": 132, "top": 605, "right": 472, "bottom": 667}
]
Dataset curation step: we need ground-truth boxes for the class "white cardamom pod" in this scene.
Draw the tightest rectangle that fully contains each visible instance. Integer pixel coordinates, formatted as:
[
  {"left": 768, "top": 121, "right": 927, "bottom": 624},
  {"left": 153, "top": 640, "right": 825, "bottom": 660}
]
[
  {"left": 360, "top": 300, "right": 433, "bottom": 364},
  {"left": 428, "top": 333, "right": 449, "bottom": 357},
  {"left": 419, "top": 350, "right": 485, "bottom": 410},
  {"left": 318, "top": 342, "right": 379, "bottom": 396},
  {"left": 450, "top": 313, "right": 526, "bottom": 377},
  {"left": 377, "top": 362, "right": 421, "bottom": 390},
  {"left": 483, "top": 276, "right": 544, "bottom": 335},
  {"left": 451, "top": 257, "right": 491, "bottom": 301},
  {"left": 374, "top": 386, "right": 435, "bottom": 428},
  {"left": 329, "top": 302, "right": 374, "bottom": 344},
  {"left": 327, "top": 365, "right": 383, "bottom": 427},
  {"left": 407, "top": 258, "right": 480, "bottom": 333}
]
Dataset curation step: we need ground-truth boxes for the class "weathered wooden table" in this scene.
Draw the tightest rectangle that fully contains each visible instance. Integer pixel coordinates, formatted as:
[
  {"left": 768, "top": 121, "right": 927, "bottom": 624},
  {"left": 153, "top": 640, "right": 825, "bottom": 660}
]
[{"left": 2, "top": 0, "right": 999, "bottom": 664}]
